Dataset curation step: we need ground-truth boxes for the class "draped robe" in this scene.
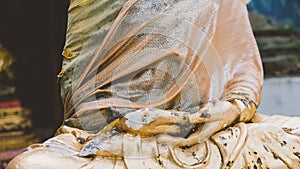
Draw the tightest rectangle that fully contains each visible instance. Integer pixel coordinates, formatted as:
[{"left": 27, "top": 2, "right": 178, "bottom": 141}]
[{"left": 7, "top": 0, "right": 300, "bottom": 168}]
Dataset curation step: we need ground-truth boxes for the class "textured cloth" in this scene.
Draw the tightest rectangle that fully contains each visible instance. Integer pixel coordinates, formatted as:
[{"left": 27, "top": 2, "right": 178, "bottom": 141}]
[
  {"left": 61, "top": 0, "right": 263, "bottom": 132},
  {"left": 7, "top": 0, "right": 300, "bottom": 168},
  {"left": 58, "top": 0, "right": 127, "bottom": 100}
]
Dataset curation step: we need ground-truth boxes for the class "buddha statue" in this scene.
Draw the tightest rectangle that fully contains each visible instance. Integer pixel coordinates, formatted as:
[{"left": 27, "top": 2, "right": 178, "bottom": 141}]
[{"left": 7, "top": 0, "right": 300, "bottom": 168}]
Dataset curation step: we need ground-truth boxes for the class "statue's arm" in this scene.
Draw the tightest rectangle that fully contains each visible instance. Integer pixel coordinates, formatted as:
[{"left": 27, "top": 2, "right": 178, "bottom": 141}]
[{"left": 212, "top": 0, "right": 264, "bottom": 122}]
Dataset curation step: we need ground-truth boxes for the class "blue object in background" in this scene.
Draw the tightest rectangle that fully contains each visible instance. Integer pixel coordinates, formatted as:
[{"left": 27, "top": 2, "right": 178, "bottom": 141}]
[{"left": 248, "top": 0, "right": 300, "bottom": 29}]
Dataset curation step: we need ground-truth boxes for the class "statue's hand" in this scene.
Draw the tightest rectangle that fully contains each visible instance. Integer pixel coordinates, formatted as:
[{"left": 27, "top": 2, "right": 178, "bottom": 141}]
[
  {"left": 114, "top": 99, "right": 256, "bottom": 145},
  {"left": 184, "top": 101, "right": 240, "bottom": 145},
  {"left": 158, "top": 100, "right": 252, "bottom": 147},
  {"left": 230, "top": 99, "right": 257, "bottom": 122},
  {"left": 116, "top": 108, "right": 194, "bottom": 136}
]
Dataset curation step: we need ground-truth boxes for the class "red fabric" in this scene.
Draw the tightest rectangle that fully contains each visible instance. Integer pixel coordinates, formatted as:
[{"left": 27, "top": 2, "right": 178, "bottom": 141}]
[
  {"left": 0, "top": 148, "right": 24, "bottom": 161},
  {"left": 0, "top": 100, "right": 21, "bottom": 109}
]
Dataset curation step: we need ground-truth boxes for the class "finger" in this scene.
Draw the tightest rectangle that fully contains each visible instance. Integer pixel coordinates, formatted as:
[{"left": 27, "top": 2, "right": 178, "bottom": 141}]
[
  {"left": 160, "top": 120, "right": 230, "bottom": 147},
  {"left": 148, "top": 112, "right": 190, "bottom": 126},
  {"left": 189, "top": 101, "right": 239, "bottom": 123},
  {"left": 231, "top": 99, "right": 256, "bottom": 122},
  {"left": 157, "top": 134, "right": 185, "bottom": 146},
  {"left": 132, "top": 125, "right": 182, "bottom": 136},
  {"left": 177, "top": 102, "right": 241, "bottom": 146},
  {"left": 124, "top": 108, "right": 202, "bottom": 126}
]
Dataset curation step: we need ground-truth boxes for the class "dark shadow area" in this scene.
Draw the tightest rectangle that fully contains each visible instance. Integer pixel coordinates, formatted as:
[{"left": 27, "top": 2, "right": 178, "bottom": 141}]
[{"left": 0, "top": 0, "right": 69, "bottom": 136}]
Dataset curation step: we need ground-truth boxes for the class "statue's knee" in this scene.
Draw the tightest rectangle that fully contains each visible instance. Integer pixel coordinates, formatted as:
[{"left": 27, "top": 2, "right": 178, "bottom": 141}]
[
  {"left": 6, "top": 148, "right": 63, "bottom": 169},
  {"left": 7, "top": 147, "right": 90, "bottom": 169},
  {"left": 6, "top": 150, "right": 39, "bottom": 169}
]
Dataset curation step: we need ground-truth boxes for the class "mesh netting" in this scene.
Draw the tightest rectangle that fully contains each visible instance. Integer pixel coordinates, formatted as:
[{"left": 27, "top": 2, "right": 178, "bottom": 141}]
[{"left": 64, "top": 0, "right": 225, "bottom": 131}]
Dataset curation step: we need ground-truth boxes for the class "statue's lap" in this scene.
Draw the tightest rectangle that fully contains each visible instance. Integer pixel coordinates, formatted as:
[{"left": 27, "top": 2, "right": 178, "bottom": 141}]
[{"left": 7, "top": 114, "right": 300, "bottom": 169}]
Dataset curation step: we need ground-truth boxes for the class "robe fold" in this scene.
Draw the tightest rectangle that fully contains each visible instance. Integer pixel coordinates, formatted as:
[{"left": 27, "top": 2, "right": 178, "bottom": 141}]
[{"left": 7, "top": 0, "right": 300, "bottom": 168}]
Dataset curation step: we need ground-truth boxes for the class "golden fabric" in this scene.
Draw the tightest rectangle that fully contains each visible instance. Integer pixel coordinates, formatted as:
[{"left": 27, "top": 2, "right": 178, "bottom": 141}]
[
  {"left": 0, "top": 44, "right": 14, "bottom": 74},
  {"left": 7, "top": 0, "right": 300, "bottom": 168}
]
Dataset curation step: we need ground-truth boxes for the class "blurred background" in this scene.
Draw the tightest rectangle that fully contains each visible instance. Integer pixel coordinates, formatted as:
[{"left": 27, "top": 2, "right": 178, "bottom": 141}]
[
  {"left": 0, "top": 0, "right": 68, "bottom": 136},
  {"left": 0, "top": 0, "right": 69, "bottom": 167},
  {"left": 0, "top": 0, "right": 299, "bottom": 167},
  {"left": 247, "top": 0, "right": 300, "bottom": 116}
]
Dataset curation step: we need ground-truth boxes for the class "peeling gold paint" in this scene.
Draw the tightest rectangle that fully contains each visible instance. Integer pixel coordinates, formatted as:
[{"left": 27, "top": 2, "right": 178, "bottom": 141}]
[
  {"left": 69, "top": 0, "right": 94, "bottom": 11},
  {"left": 57, "top": 69, "right": 65, "bottom": 78},
  {"left": 62, "top": 50, "right": 74, "bottom": 59},
  {"left": 0, "top": 44, "right": 15, "bottom": 73}
]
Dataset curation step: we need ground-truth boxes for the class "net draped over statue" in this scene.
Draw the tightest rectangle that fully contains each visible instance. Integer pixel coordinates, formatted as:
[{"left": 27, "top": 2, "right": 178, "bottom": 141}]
[{"left": 7, "top": 0, "right": 300, "bottom": 168}]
